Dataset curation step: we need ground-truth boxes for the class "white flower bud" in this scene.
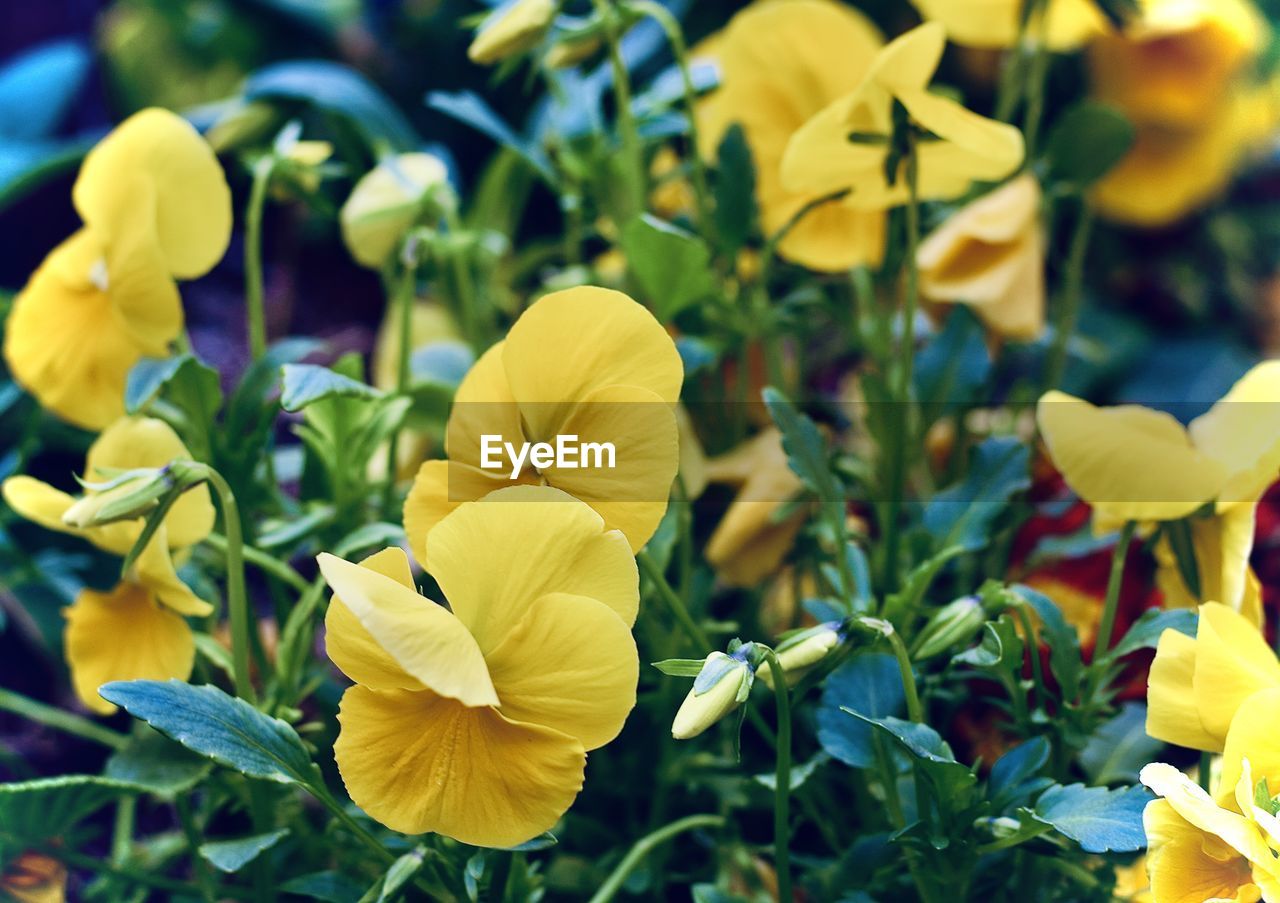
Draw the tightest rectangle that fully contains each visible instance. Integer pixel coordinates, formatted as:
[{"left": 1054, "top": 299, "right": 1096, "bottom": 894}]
[
  {"left": 759, "top": 623, "right": 842, "bottom": 689},
  {"left": 671, "top": 652, "right": 753, "bottom": 740}
]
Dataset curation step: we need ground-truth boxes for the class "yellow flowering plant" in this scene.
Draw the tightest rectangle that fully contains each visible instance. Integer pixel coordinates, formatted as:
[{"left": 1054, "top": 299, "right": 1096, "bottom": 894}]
[{"left": 2, "top": 0, "right": 1280, "bottom": 899}]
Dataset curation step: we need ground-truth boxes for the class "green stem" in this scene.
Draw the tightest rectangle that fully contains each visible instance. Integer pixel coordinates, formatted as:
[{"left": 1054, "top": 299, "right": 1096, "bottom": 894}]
[
  {"left": 1021, "top": 9, "right": 1054, "bottom": 160},
  {"left": 1094, "top": 520, "right": 1137, "bottom": 660},
  {"left": 882, "top": 147, "right": 921, "bottom": 594},
  {"left": 1200, "top": 751, "right": 1213, "bottom": 793},
  {"left": 637, "top": 550, "right": 711, "bottom": 650},
  {"left": 176, "top": 796, "right": 218, "bottom": 903},
  {"left": 586, "top": 815, "right": 724, "bottom": 903},
  {"left": 1043, "top": 201, "right": 1094, "bottom": 391},
  {"left": 763, "top": 650, "right": 793, "bottom": 903},
  {"left": 0, "top": 688, "right": 128, "bottom": 749},
  {"left": 206, "top": 532, "right": 309, "bottom": 594},
  {"left": 444, "top": 208, "right": 483, "bottom": 349},
  {"left": 885, "top": 628, "right": 924, "bottom": 723},
  {"left": 384, "top": 257, "right": 418, "bottom": 496},
  {"left": 245, "top": 156, "right": 276, "bottom": 362},
  {"left": 631, "top": 0, "right": 713, "bottom": 235},
  {"left": 593, "top": 0, "right": 645, "bottom": 217},
  {"left": 35, "top": 844, "right": 239, "bottom": 895},
  {"left": 200, "top": 466, "right": 258, "bottom": 704}
]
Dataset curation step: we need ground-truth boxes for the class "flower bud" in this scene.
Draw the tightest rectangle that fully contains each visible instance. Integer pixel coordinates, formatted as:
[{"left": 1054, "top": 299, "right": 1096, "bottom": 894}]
[
  {"left": 340, "top": 153, "right": 452, "bottom": 270},
  {"left": 759, "top": 622, "right": 842, "bottom": 689},
  {"left": 672, "top": 652, "right": 753, "bottom": 740},
  {"left": 913, "top": 596, "right": 986, "bottom": 660},
  {"left": 467, "top": 0, "right": 556, "bottom": 65},
  {"left": 62, "top": 468, "right": 170, "bottom": 529}
]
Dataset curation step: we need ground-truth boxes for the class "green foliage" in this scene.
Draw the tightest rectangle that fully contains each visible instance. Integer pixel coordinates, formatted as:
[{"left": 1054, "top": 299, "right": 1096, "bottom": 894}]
[
  {"left": 619, "top": 214, "right": 717, "bottom": 320},
  {"left": 1033, "top": 784, "right": 1150, "bottom": 854},
  {"left": 924, "top": 437, "right": 1030, "bottom": 552},
  {"left": 199, "top": 829, "right": 290, "bottom": 872}
]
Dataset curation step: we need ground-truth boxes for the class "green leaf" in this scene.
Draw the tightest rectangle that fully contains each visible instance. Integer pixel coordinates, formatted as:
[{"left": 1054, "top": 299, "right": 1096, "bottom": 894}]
[
  {"left": 713, "top": 124, "right": 757, "bottom": 256},
  {"left": 817, "top": 654, "right": 905, "bottom": 768},
  {"left": 913, "top": 308, "right": 991, "bottom": 424},
  {"left": 199, "top": 829, "right": 290, "bottom": 873},
  {"left": 0, "top": 41, "right": 90, "bottom": 141},
  {"left": 279, "top": 871, "right": 365, "bottom": 903},
  {"left": 358, "top": 846, "right": 426, "bottom": 902},
  {"left": 619, "top": 214, "right": 717, "bottom": 321},
  {"left": 0, "top": 775, "right": 139, "bottom": 849},
  {"left": 762, "top": 387, "right": 842, "bottom": 501},
  {"left": 281, "top": 364, "right": 383, "bottom": 412},
  {"left": 651, "top": 658, "right": 706, "bottom": 677},
  {"left": 1112, "top": 608, "right": 1197, "bottom": 659},
  {"left": 1014, "top": 584, "right": 1083, "bottom": 699},
  {"left": 924, "top": 437, "right": 1029, "bottom": 552},
  {"left": 755, "top": 752, "right": 829, "bottom": 791},
  {"left": 988, "top": 737, "right": 1052, "bottom": 811},
  {"left": 844, "top": 712, "right": 977, "bottom": 800},
  {"left": 1046, "top": 103, "right": 1135, "bottom": 189},
  {"left": 126, "top": 354, "right": 223, "bottom": 420},
  {"left": 882, "top": 545, "right": 965, "bottom": 623},
  {"left": 500, "top": 832, "right": 558, "bottom": 852},
  {"left": 104, "top": 728, "right": 213, "bottom": 798},
  {"left": 1080, "top": 703, "right": 1165, "bottom": 786},
  {"left": 954, "top": 615, "right": 1024, "bottom": 673},
  {"left": 426, "top": 90, "right": 554, "bottom": 183},
  {"left": 245, "top": 61, "right": 420, "bottom": 151},
  {"left": 99, "top": 680, "right": 321, "bottom": 787},
  {"left": 1034, "top": 783, "right": 1150, "bottom": 853}
]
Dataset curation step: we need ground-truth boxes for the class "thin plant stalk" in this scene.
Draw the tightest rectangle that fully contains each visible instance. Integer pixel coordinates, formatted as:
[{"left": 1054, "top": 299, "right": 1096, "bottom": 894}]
[
  {"left": 592, "top": 0, "right": 646, "bottom": 216},
  {"left": 245, "top": 156, "right": 276, "bottom": 362},
  {"left": 587, "top": 814, "right": 724, "bottom": 903},
  {"left": 0, "top": 688, "right": 128, "bottom": 749},
  {"left": 199, "top": 466, "right": 258, "bottom": 704},
  {"left": 763, "top": 649, "right": 793, "bottom": 903},
  {"left": 1094, "top": 520, "right": 1137, "bottom": 659},
  {"left": 384, "top": 257, "right": 418, "bottom": 497},
  {"left": 1044, "top": 201, "right": 1095, "bottom": 391}
]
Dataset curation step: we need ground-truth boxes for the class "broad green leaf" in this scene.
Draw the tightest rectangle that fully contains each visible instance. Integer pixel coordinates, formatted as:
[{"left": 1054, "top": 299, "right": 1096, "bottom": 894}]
[
  {"left": 844, "top": 712, "right": 977, "bottom": 801},
  {"left": 954, "top": 616, "right": 1024, "bottom": 673},
  {"left": 104, "top": 728, "right": 212, "bottom": 798},
  {"left": 279, "top": 871, "right": 365, "bottom": 903},
  {"left": 426, "top": 90, "right": 554, "bottom": 183},
  {"left": 126, "top": 354, "right": 223, "bottom": 420},
  {"left": 1034, "top": 783, "right": 1150, "bottom": 853},
  {"left": 713, "top": 124, "right": 757, "bottom": 257},
  {"left": 923, "top": 437, "right": 1030, "bottom": 552},
  {"left": 99, "top": 680, "right": 321, "bottom": 787},
  {"left": 1111, "top": 608, "right": 1197, "bottom": 659},
  {"left": 762, "top": 387, "right": 842, "bottom": 501},
  {"left": 817, "top": 654, "right": 905, "bottom": 768},
  {"left": 200, "top": 829, "right": 290, "bottom": 873},
  {"left": 245, "top": 62, "right": 420, "bottom": 151},
  {"left": 1046, "top": 103, "right": 1135, "bottom": 189},
  {"left": 281, "top": 364, "right": 383, "bottom": 413},
  {"left": 619, "top": 214, "right": 717, "bottom": 321},
  {"left": 0, "top": 775, "right": 139, "bottom": 849},
  {"left": 1080, "top": 704, "right": 1165, "bottom": 786},
  {"left": 988, "top": 737, "right": 1052, "bottom": 811}
]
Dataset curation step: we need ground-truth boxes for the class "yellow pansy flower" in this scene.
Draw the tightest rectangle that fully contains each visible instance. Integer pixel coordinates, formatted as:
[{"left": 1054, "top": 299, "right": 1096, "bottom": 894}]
[
  {"left": 1038, "top": 364, "right": 1280, "bottom": 615},
  {"left": 694, "top": 0, "right": 888, "bottom": 272},
  {"left": 4, "top": 109, "right": 231, "bottom": 430},
  {"left": 1140, "top": 761, "right": 1280, "bottom": 903},
  {"left": 1089, "top": 0, "right": 1266, "bottom": 131},
  {"left": 404, "top": 286, "right": 682, "bottom": 557},
  {"left": 1, "top": 417, "right": 214, "bottom": 712},
  {"left": 321, "top": 485, "right": 638, "bottom": 847},
  {"left": 467, "top": 0, "right": 556, "bottom": 65},
  {"left": 1088, "top": 0, "right": 1274, "bottom": 226},
  {"left": 917, "top": 174, "right": 1046, "bottom": 341},
  {"left": 910, "top": 0, "right": 1107, "bottom": 50},
  {"left": 1146, "top": 602, "right": 1280, "bottom": 752},
  {"left": 340, "top": 152, "right": 451, "bottom": 270},
  {"left": 780, "top": 22, "right": 1025, "bottom": 212},
  {"left": 704, "top": 428, "right": 806, "bottom": 588}
]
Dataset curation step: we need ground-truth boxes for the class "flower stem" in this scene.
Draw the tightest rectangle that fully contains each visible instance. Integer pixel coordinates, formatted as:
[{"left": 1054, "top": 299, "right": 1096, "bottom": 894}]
[
  {"left": 1043, "top": 200, "right": 1094, "bottom": 391},
  {"left": 763, "top": 650, "right": 793, "bottom": 903},
  {"left": 587, "top": 814, "right": 724, "bottom": 903},
  {"left": 245, "top": 156, "right": 276, "bottom": 363},
  {"left": 384, "top": 256, "right": 417, "bottom": 497},
  {"left": 0, "top": 688, "right": 128, "bottom": 749},
  {"left": 200, "top": 466, "right": 258, "bottom": 704},
  {"left": 637, "top": 549, "right": 711, "bottom": 650},
  {"left": 206, "top": 532, "right": 309, "bottom": 594},
  {"left": 886, "top": 628, "right": 924, "bottom": 723},
  {"left": 1094, "top": 520, "right": 1137, "bottom": 660},
  {"left": 593, "top": 0, "right": 645, "bottom": 218}
]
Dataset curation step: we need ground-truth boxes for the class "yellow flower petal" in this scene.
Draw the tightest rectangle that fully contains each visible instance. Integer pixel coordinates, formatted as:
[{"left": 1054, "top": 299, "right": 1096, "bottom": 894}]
[
  {"left": 335, "top": 685, "right": 585, "bottom": 847},
  {"left": 86, "top": 417, "right": 214, "bottom": 548},
  {"left": 1036, "top": 390, "right": 1228, "bottom": 522},
  {"left": 1193, "top": 602, "right": 1280, "bottom": 741},
  {"left": 401, "top": 459, "right": 539, "bottom": 565},
  {"left": 73, "top": 108, "right": 232, "bottom": 279},
  {"left": 340, "top": 153, "right": 450, "bottom": 269},
  {"left": 3, "top": 230, "right": 154, "bottom": 430},
  {"left": 316, "top": 553, "right": 498, "bottom": 707},
  {"left": 1140, "top": 762, "right": 1274, "bottom": 869},
  {"left": 64, "top": 582, "right": 194, "bottom": 715},
  {"left": 1142, "top": 798, "right": 1263, "bottom": 903},
  {"left": 1147, "top": 627, "right": 1220, "bottom": 750},
  {"left": 1, "top": 475, "right": 138, "bottom": 557},
  {"left": 446, "top": 341, "right": 528, "bottom": 476},
  {"left": 898, "top": 89, "right": 1026, "bottom": 182},
  {"left": 911, "top": 0, "right": 1106, "bottom": 50},
  {"left": 484, "top": 591, "right": 637, "bottom": 749},
  {"left": 424, "top": 486, "right": 639, "bottom": 652},
  {"left": 868, "top": 21, "right": 946, "bottom": 93},
  {"left": 539, "top": 384, "right": 679, "bottom": 551},
  {"left": 1154, "top": 505, "right": 1258, "bottom": 618},
  {"left": 1219, "top": 688, "right": 1280, "bottom": 811},
  {"left": 502, "top": 287, "right": 683, "bottom": 439},
  {"left": 130, "top": 526, "right": 215, "bottom": 617},
  {"left": 324, "top": 548, "right": 425, "bottom": 691},
  {"left": 1190, "top": 362, "right": 1280, "bottom": 506}
]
